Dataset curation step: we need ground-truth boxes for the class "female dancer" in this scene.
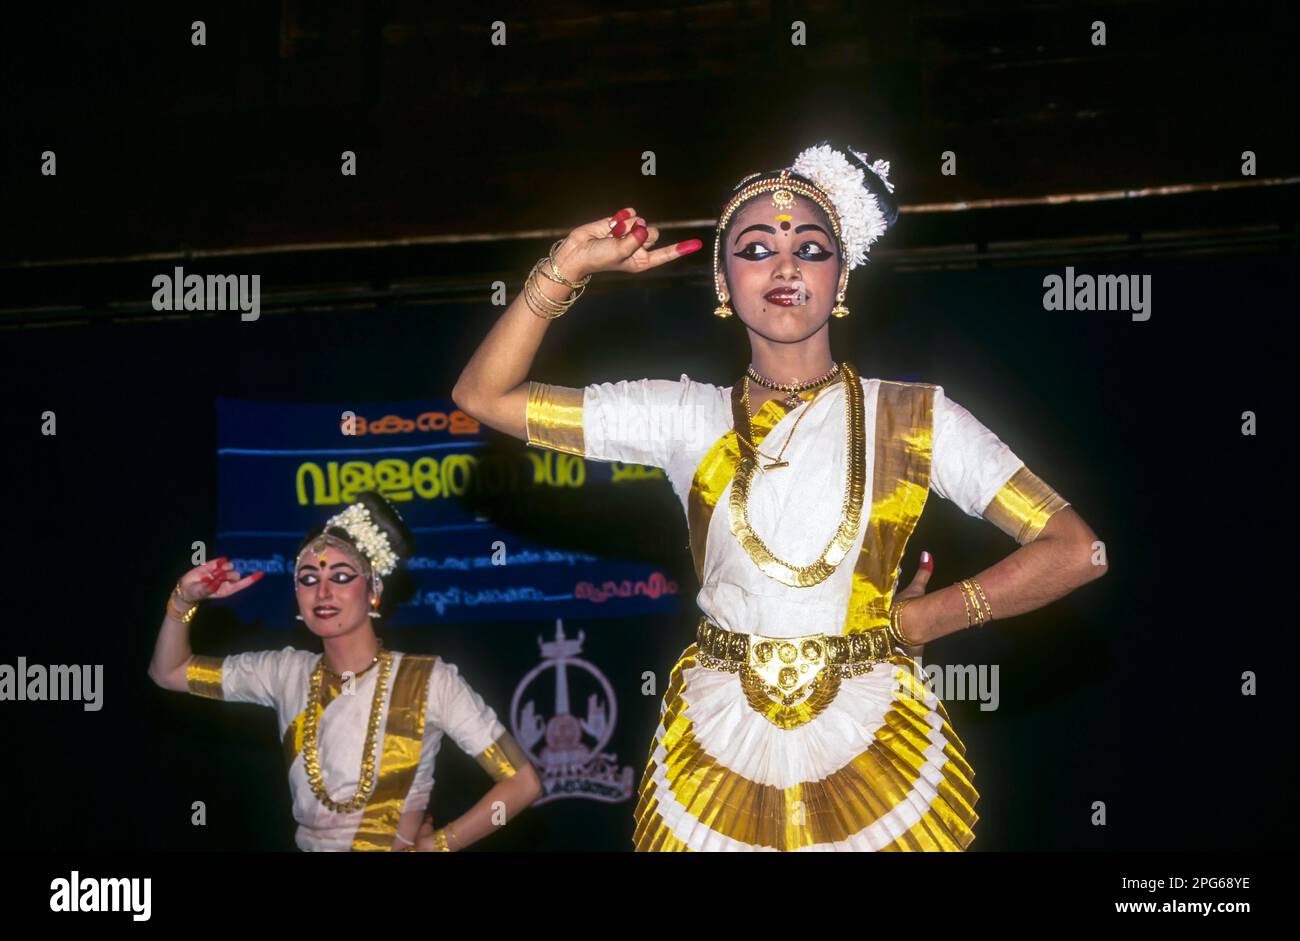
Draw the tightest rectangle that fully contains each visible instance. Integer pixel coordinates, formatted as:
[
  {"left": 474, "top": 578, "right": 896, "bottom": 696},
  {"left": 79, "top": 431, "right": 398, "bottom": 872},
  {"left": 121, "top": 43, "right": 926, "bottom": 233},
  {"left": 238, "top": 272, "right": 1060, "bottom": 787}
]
[
  {"left": 148, "top": 491, "right": 541, "bottom": 851},
  {"left": 453, "top": 142, "right": 1107, "bottom": 851}
]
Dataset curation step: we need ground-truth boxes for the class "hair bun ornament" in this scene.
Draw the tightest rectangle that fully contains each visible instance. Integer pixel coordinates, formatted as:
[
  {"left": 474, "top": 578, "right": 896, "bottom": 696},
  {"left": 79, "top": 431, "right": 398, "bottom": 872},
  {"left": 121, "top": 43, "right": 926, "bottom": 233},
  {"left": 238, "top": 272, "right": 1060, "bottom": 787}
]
[
  {"left": 322, "top": 492, "right": 414, "bottom": 577},
  {"left": 790, "top": 141, "right": 899, "bottom": 270}
]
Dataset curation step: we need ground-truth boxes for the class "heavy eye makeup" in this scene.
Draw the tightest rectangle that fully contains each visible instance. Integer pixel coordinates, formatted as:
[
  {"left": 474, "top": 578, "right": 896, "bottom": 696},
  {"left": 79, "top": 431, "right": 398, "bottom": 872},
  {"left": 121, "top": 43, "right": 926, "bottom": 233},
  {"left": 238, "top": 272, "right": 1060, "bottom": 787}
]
[
  {"left": 296, "top": 566, "right": 360, "bottom": 587},
  {"left": 732, "top": 239, "right": 833, "bottom": 262}
]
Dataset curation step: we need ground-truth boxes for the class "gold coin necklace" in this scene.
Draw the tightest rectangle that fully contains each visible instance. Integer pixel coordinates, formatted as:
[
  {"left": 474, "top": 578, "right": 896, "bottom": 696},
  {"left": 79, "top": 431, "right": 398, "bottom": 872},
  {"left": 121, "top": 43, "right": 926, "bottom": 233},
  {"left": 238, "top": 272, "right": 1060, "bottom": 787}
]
[
  {"left": 302, "top": 648, "right": 394, "bottom": 814},
  {"left": 729, "top": 361, "right": 866, "bottom": 588}
]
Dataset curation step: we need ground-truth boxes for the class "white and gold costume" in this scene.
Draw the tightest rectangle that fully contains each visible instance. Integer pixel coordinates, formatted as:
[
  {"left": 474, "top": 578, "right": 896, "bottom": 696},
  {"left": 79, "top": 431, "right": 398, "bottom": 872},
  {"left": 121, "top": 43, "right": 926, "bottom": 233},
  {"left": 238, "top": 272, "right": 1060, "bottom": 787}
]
[
  {"left": 525, "top": 366, "right": 1068, "bottom": 851},
  {"left": 186, "top": 649, "right": 525, "bottom": 850}
]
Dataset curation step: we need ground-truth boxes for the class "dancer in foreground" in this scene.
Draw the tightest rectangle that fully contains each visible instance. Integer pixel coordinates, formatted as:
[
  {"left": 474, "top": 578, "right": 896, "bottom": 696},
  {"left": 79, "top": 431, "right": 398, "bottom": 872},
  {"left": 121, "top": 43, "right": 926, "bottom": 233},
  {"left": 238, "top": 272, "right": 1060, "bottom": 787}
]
[
  {"left": 453, "top": 141, "right": 1107, "bottom": 850},
  {"left": 149, "top": 491, "right": 540, "bottom": 850}
]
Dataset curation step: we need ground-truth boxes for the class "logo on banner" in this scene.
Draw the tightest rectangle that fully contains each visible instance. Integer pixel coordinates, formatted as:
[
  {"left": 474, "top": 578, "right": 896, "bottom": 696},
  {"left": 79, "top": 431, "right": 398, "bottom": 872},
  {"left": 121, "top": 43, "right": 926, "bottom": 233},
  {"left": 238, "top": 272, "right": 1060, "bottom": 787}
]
[{"left": 510, "top": 619, "right": 634, "bottom": 804}]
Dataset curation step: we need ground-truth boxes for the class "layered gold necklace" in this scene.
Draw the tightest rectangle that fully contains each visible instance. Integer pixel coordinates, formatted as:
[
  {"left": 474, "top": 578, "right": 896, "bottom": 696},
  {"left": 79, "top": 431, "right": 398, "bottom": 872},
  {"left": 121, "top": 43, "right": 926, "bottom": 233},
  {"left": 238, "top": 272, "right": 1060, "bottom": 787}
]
[
  {"left": 729, "top": 361, "right": 866, "bottom": 588},
  {"left": 302, "top": 648, "right": 394, "bottom": 814}
]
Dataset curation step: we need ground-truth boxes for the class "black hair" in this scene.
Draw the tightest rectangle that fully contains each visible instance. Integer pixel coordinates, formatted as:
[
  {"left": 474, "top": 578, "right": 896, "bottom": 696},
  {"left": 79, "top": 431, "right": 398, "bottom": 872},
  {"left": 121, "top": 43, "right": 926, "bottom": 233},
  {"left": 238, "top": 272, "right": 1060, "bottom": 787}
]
[
  {"left": 295, "top": 491, "right": 414, "bottom": 583},
  {"left": 716, "top": 141, "right": 899, "bottom": 281}
]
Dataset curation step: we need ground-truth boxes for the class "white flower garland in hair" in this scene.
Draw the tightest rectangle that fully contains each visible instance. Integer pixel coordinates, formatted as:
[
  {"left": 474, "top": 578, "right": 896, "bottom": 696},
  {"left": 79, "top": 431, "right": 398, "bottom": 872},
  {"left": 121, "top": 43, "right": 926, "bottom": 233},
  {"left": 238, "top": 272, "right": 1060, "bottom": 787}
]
[
  {"left": 324, "top": 503, "right": 398, "bottom": 576},
  {"left": 790, "top": 144, "right": 895, "bottom": 270}
]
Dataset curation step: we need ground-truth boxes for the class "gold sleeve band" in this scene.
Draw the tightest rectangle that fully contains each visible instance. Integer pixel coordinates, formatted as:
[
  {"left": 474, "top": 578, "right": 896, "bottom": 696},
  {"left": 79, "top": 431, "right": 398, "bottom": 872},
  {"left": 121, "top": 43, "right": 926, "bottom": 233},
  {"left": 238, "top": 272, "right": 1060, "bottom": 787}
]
[
  {"left": 475, "top": 733, "right": 530, "bottom": 782},
  {"left": 982, "top": 466, "right": 1070, "bottom": 544},
  {"left": 525, "top": 381, "right": 585, "bottom": 456},
  {"left": 186, "top": 654, "right": 225, "bottom": 700}
]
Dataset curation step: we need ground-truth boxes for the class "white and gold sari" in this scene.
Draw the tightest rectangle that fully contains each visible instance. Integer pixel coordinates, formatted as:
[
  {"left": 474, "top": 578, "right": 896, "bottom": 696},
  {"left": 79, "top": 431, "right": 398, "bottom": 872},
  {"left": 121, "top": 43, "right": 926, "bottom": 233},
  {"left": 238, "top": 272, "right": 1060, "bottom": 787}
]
[
  {"left": 186, "top": 648, "right": 525, "bottom": 850},
  {"left": 525, "top": 363, "right": 1068, "bottom": 851}
]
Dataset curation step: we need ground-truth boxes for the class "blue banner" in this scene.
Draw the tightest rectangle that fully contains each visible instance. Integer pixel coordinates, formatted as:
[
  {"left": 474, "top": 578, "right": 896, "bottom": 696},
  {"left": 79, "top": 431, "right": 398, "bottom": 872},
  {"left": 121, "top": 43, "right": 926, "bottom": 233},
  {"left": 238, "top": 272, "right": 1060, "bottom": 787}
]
[{"left": 214, "top": 397, "right": 682, "bottom": 625}]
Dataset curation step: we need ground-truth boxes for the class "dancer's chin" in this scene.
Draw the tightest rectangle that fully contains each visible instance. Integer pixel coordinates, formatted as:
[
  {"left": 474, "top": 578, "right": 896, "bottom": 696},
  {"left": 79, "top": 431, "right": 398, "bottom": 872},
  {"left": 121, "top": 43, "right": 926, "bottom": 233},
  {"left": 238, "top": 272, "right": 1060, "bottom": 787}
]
[
  {"left": 303, "top": 615, "right": 361, "bottom": 638},
  {"left": 745, "top": 306, "right": 825, "bottom": 341}
]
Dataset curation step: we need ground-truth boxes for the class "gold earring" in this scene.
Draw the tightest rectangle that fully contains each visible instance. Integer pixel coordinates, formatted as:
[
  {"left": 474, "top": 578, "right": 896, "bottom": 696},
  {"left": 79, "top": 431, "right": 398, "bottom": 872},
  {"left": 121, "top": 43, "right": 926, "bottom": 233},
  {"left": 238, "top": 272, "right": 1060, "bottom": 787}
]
[
  {"left": 713, "top": 291, "right": 733, "bottom": 318},
  {"left": 831, "top": 291, "right": 850, "bottom": 318}
]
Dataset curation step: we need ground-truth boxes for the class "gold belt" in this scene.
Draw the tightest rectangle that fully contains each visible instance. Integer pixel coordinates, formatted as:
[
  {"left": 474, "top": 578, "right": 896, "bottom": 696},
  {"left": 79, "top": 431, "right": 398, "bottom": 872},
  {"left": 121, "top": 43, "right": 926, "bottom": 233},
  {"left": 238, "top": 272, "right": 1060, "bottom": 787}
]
[{"left": 693, "top": 617, "right": 898, "bottom": 730}]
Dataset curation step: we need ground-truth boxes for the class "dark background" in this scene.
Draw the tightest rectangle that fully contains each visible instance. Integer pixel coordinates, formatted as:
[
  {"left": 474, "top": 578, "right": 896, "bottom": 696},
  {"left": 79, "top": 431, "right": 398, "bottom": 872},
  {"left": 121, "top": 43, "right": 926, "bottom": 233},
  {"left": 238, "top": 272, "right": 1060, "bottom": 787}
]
[{"left": 1, "top": 1, "right": 1296, "bottom": 851}]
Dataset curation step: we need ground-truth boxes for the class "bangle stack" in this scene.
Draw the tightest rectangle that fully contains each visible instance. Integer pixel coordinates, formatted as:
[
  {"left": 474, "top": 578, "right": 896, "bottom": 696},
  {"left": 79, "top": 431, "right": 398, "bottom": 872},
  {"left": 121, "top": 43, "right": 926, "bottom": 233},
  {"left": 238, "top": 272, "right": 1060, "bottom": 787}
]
[
  {"left": 958, "top": 578, "right": 992, "bottom": 627},
  {"left": 524, "top": 239, "right": 591, "bottom": 320},
  {"left": 431, "top": 828, "right": 458, "bottom": 852},
  {"left": 166, "top": 581, "right": 198, "bottom": 624},
  {"left": 887, "top": 597, "right": 922, "bottom": 648}
]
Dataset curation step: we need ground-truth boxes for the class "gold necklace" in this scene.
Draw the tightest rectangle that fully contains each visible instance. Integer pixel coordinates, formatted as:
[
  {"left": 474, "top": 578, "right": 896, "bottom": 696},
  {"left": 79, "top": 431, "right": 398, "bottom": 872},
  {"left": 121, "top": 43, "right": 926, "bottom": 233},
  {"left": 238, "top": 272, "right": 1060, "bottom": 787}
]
[
  {"left": 729, "top": 361, "right": 866, "bottom": 588},
  {"left": 302, "top": 649, "right": 393, "bottom": 814},
  {"left": 737, "top": 377, "right": 826, "bottom": 470},
  {"left": 321, "top": 644, "right": 382, "bottom": 681},
  {"left": 746, "top": 362, "right": 841, "bottom": 407}
]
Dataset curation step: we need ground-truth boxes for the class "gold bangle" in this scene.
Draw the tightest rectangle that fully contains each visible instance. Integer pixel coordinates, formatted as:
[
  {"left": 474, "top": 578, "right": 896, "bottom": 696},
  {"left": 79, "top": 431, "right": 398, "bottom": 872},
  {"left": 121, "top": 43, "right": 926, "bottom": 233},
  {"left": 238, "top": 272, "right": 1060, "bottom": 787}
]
[
  {"left": 524, "top": 262, "right": 579, "bottom": 320},
  {"left": 888, "top": 597, "right": 921, "bottom": 647},
  {"left": 957, "top": 581, "right": 975, "bottom": 627},
  {"left": 167, "top": 585, "right": 198, "bottom": 624},
  {"left": 967, "top": 578, "right": 992, "bottom": 624},
  {"left": 543, "top": 238, "right": 591, "bottom": 289},
  {"left": 432, "top": 828, "right": 451, "bottom": 852},
  {"left": 444, "top": 827, "right": 462, "bottom": 851},
  {"left": 959, "top": 579, "right": 991, "bottom": 627}
]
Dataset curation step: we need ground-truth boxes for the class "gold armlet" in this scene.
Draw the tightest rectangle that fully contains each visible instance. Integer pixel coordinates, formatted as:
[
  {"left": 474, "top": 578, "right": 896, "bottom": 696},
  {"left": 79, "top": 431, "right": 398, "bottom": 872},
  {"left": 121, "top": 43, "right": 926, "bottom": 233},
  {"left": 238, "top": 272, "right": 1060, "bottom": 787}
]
[
  {"left": 983, "top": 466, "right": 1070, "bottom": 544},
  {"left": 475, "top": 733, "right": 530, "bottom": 782},
  {"left": 524, "top": 381, "right": 585, "bottom": 456},
  {"left": 186, "top": 654, "right": 225, "bottom": 700}
]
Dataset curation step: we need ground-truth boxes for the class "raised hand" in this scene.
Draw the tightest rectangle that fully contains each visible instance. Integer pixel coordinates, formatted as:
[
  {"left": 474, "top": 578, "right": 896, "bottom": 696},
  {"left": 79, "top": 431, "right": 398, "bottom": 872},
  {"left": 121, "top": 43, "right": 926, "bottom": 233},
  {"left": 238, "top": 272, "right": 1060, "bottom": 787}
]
[
  {"left": 177, "top": 557, "right": 263, "bottom": 604},
  {"left": 554, "top": 206, "right": 702, "bottom": 280}
]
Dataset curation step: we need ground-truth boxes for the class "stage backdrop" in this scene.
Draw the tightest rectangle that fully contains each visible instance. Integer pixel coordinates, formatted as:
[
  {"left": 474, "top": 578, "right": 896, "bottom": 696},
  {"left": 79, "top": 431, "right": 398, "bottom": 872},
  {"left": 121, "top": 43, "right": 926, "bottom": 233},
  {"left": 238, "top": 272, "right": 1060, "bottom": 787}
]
[{"left": 215, "top": 395, "right": 682, "bottom": 625}]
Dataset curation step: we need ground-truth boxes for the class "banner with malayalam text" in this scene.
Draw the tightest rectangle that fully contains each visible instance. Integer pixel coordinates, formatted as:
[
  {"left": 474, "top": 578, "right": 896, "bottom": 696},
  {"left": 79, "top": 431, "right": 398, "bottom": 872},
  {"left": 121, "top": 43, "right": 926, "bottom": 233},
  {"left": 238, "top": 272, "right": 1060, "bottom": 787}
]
[{"left": 214, "top": 397, "right": 682, "bottom": 626}]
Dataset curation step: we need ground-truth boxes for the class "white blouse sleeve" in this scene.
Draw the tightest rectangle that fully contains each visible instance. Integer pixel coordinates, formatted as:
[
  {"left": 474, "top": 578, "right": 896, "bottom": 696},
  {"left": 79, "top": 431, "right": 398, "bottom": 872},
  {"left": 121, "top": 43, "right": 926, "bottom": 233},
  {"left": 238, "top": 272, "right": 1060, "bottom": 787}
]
[
  {"left": 426, "top": 658, "right": 508, "bottom": 760},
  {"left": 186, "top": 646, "right": 295, "bottom": 707},
  {"left": 526, "top": 373, "right": 704, "bottom": 468},
  {"left": 930, "top": 386, "right": 1070, "bottom": 543}
]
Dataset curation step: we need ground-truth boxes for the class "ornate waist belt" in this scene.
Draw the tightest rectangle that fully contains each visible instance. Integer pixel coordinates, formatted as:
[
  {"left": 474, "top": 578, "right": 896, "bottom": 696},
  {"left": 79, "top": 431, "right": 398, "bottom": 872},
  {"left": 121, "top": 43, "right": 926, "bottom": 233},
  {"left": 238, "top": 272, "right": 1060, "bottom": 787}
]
[{"left": 694, "top": 617, "right": 898, "bottom": 730}]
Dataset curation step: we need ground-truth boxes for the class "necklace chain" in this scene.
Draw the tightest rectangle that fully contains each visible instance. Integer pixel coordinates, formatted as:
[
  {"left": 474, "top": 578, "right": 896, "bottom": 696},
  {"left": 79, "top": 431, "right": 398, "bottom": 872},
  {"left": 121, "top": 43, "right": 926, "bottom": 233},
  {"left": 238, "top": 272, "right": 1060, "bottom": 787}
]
[
  {"left": 747, "top": 362, "right": 840, "bottom": 406},
  {"left": 302, "top": 648, "right": 393, "bottom": 814},
  {"left": 736, "top": 377, "right": 823, "bottom": 470},
  {"left": 729, "top": 361, "right": 866, "bottom": 588},
  {"left": 321, "top": 646, "right": 382, "bottom": 681}
]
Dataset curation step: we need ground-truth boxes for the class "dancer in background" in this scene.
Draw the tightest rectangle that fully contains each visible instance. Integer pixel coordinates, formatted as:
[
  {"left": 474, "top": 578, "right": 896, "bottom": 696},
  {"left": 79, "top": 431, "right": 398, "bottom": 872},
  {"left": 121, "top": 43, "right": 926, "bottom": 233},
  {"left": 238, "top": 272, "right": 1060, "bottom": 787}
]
[
  {"left": 149, "top": 491, "right": 540, "bottom": 851},
  {"left": 453, "top": 140, "right": 1107, "bottom": 851}
]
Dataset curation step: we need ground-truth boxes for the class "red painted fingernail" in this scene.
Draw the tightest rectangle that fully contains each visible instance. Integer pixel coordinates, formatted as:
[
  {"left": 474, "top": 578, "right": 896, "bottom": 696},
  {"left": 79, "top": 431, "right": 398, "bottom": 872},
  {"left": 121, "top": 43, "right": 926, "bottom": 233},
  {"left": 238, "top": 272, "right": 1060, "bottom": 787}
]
[
  {"left": 611, "top": 220, "right": 627, "bottom": 237},
  {"left": 612, "top": 208, "right": 632, "bottom": 223},
  {"left": 250, "top": 571, "right": 264, "bottom": 582},
  {"left": 920, "top": 551, "right": 933, "bottom": 568},
  {"left": 632, "top": 224, "right": 648, "bottom": 243},
  {"left": 676, "top": 239, "right": 702, "bottom": 255}
]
